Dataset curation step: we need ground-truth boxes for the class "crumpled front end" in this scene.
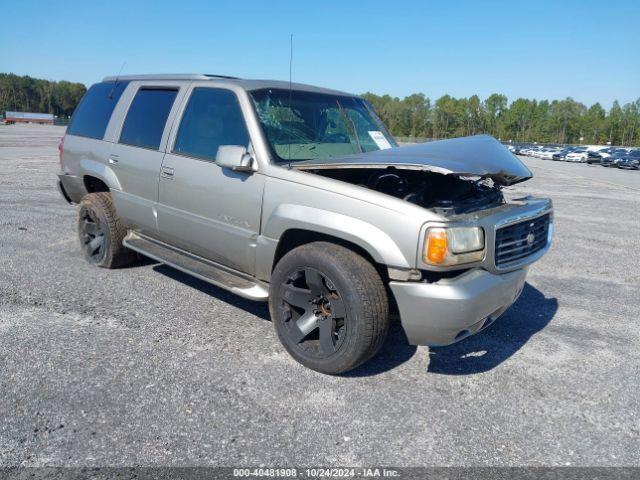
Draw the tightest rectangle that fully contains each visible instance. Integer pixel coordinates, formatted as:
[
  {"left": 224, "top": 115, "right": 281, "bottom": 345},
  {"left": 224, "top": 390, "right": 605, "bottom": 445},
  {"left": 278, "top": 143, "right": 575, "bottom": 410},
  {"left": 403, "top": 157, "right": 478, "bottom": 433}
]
[
  {"left": 391, "top": 197, "right": 554, "bottom": 346},
  {"left": 293, "top": 134, "right": 533, "bottom": 186}
]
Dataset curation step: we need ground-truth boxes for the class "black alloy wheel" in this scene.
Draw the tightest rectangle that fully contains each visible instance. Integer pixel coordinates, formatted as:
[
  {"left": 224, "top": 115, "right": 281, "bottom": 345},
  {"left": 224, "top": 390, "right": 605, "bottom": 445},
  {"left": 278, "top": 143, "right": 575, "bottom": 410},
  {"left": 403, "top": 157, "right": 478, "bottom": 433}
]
[
  {"left": 77, "top": 192, "right": 135, "bottom": 268},
  {"left": 279, "top": 267, "right": 347, "bottom": 358},
  {"left": 269, "top": 242, "right": 389, "bottom": 374},
  {"left": 79, "top": 206, "right": 106, "bottom": 263}
]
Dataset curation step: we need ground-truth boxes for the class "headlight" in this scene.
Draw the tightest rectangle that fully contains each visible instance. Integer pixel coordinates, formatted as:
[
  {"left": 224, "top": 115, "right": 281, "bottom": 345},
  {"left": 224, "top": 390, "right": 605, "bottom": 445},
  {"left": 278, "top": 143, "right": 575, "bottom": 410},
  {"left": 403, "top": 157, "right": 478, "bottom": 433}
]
[{"left": 423, "top": 227, "right": 485, "bottom": 266}]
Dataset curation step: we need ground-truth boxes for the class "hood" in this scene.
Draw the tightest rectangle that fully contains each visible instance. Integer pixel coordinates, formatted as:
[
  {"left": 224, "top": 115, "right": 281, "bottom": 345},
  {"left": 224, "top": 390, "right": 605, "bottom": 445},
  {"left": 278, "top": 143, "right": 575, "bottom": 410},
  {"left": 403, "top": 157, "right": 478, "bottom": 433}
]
[{"left": 292, "top": 134, "right": 533, "bottom": 186}]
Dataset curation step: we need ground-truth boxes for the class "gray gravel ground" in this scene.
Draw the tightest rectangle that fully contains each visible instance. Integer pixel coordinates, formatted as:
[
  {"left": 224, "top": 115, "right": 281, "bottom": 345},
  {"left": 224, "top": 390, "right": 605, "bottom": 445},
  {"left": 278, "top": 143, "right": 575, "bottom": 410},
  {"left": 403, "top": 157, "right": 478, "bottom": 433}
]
[{"left": 0, "top": 124, "right": 639, "bottom": 467}]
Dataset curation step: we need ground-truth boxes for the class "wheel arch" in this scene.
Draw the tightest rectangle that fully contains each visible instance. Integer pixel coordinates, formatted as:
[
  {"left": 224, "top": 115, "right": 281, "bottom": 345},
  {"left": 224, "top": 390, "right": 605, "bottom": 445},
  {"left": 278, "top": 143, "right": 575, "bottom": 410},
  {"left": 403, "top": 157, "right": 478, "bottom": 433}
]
[
  {"left": 256, "top": 204, "right": 411, "bottom": 282},
  {"left": 83, "top": 175, "right": 109, "bottom": 193},
  {"left": 272, "top": 229, "right": 387, "bottom": 280},
  {"left": 79, "top": 159, "right": 122, "bottom": 191}
]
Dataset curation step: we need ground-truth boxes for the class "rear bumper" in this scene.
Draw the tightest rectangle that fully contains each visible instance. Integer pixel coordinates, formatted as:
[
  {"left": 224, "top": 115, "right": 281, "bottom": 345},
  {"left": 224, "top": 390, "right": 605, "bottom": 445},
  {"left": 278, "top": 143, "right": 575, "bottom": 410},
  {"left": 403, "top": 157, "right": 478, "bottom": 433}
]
[
  {"left": 389, "top": 267, "right": 527, "bottom": 346},
  {"left": 57, "top": 174, "right": 86, "bottom": 204}
]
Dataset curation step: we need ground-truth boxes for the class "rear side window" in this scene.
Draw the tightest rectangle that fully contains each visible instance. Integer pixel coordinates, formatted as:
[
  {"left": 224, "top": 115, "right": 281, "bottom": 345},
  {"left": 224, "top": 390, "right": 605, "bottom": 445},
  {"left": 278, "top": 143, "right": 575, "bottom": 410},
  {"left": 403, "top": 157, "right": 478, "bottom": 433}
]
[
  {"left": 173, "top": 88, "right": 249, "bottom": 160},
  {"left": 119, "top": 88, "right": 178, "bottom": 150},
  {"left": 67, "top": 81, "right": 128, "bottom": 139}
]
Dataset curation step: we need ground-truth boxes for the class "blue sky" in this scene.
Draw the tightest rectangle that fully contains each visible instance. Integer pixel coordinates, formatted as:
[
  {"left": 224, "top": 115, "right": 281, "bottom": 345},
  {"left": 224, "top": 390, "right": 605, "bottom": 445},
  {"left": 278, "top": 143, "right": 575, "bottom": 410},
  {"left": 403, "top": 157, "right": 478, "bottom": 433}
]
[{"left": 2, "top": 0, "right": 639, "bottom": 108}]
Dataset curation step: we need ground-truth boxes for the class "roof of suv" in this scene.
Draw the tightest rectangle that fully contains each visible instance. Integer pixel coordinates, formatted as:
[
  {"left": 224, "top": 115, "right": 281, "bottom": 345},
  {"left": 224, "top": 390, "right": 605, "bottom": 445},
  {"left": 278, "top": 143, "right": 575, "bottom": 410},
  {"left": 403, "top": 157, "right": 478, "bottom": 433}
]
[{"left": 100, "top": 74, "right": 353, "bottom": 96}]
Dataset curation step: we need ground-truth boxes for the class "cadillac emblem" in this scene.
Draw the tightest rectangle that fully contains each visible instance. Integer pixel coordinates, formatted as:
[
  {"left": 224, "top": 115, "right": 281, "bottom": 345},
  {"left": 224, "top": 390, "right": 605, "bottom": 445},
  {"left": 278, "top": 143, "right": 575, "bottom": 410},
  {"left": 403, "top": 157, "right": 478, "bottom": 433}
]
[{"left": 526, "top": 232, "right": 535, "bottom": 245}]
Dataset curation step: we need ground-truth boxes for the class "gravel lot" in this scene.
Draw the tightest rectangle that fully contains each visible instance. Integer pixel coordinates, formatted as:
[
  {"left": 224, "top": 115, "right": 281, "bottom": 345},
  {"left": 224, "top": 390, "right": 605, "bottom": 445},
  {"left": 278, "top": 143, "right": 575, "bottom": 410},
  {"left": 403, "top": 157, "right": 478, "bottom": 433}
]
[{"left": 1, "top": 124, "right": 639, "bottom": 467}]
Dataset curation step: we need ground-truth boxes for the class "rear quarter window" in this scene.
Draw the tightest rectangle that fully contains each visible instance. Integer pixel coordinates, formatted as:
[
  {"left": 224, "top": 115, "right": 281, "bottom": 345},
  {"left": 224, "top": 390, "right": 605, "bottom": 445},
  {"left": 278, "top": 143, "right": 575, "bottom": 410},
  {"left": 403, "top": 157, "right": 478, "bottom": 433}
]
[
  {"left": 67, "top": 81, "right": 129, "bottom": 139},
  {"left": 119, "top": 88, "right": 178, "bottom": 150}
]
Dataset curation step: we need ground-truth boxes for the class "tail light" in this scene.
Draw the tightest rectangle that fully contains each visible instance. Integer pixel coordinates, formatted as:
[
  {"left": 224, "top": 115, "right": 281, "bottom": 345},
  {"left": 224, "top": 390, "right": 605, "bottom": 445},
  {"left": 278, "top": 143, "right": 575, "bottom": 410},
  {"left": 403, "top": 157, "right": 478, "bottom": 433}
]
[{"left": 58, "top": 135, "right": 65, "bottom": 167}]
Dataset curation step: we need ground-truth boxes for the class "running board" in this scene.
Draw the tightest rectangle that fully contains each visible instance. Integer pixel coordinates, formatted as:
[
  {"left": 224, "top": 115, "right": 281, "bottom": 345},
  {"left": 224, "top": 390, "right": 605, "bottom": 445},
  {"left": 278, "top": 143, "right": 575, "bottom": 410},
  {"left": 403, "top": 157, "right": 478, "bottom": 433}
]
[{"left": 123, "top": 232, "right": 269, "bottom": 301}]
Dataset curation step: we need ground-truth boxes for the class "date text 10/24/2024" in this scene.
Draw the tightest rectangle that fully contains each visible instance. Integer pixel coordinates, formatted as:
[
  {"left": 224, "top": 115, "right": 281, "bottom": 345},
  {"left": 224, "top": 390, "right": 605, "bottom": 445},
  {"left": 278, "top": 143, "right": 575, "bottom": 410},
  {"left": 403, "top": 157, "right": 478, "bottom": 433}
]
[{"left": 233, "top": 468, "right": 400, "bottom": 478}]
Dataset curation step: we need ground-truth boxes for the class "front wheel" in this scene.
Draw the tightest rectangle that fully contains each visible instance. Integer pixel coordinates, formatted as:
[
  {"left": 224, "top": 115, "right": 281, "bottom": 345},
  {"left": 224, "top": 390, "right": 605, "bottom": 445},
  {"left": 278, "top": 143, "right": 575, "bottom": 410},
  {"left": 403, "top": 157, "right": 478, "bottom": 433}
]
[{"left": 269, "top": 242, "right": 389, "bottom": 374}]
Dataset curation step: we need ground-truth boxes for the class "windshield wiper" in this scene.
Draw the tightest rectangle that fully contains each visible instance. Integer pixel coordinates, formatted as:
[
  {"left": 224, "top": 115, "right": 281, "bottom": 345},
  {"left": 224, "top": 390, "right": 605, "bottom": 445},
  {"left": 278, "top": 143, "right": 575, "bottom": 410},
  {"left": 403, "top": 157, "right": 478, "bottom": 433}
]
[{"left": 336, "top": 100, "right": 362, "bottom": 153}]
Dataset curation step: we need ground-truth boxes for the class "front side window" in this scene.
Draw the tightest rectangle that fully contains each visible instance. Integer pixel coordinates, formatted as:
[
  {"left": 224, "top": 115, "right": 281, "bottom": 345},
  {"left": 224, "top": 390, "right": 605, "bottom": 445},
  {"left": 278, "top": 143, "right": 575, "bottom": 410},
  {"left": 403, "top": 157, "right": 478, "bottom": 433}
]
[
  {"left": 249, "top": 88, "right": 397, "bottom": 163},
  {"left": 173, "top": 88, "right": 249, "bottom": 160},
  {"left": 119, "top": 88, "right": 178, "bottom": 150},
  {"left": 67, "top": 81, "right": 129, "bottom": 139}
]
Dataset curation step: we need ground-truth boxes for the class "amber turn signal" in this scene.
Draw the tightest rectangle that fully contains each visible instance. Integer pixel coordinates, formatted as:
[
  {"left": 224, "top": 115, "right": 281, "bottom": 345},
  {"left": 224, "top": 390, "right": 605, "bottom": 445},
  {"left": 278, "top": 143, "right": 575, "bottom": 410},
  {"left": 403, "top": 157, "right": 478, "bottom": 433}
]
[{"left": 424, "top": 228, "right": 448, "bottom": 264}]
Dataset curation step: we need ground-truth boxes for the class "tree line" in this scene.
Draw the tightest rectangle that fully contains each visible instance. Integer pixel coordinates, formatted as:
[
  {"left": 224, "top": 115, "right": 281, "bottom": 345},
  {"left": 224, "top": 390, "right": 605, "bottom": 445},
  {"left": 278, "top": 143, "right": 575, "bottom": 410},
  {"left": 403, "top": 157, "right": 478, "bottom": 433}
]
[
  {"left": 1, "top": 72, "right": 638, "bottom": 146},
  {"left": 363, "top": 92, "right": 640, "bottom": 146},
  {"left": 0, "top": 73, "right": 86, "bottom": 118}
]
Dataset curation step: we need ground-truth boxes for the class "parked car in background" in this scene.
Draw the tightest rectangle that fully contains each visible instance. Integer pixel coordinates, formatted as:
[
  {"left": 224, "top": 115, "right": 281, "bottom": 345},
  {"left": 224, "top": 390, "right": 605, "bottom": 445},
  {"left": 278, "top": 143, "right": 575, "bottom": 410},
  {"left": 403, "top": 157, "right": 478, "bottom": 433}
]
[
  {"left": 587, "top": 148, "right": 623, "bottom": 164},
  {"left": 535, "top": 147, "right": 549, "bottom": 158},
  {"left": 508, "top": 143, "right": 638, "bottom": 170},
  {"left": 565, "top": 148, "right": 588, "bottom": 162},
  {"left": 601, "top": 150, "right": 630, "bottom": 167},
  {"left": 528, "top": 147, "right": 542, "bottom": 156},
  {"left": 525, "top": 146, "right": 544, "bottom": 157},
  {"left": 552, "top": 147, "right": 576, "bottom": 161},
  {"left": 595, "top": 147, "right": 616, "bottom": 159},
  {"left": 539, "top": 148, "right": 561, "bottom": 160},
  {"left": 585, "top": 150, "right": 604, "bottom": 164},
  {"left": 615, "top": 150, "right": 640, "bottom": 170}
]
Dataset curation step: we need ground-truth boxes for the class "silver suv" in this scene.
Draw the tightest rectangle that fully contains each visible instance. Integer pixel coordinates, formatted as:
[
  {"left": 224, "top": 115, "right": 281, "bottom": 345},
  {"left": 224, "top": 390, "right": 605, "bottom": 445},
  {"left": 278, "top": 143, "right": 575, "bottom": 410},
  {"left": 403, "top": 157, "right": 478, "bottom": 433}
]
[{"left": 57, "top": 74, "right": 553, "bottom": 374}]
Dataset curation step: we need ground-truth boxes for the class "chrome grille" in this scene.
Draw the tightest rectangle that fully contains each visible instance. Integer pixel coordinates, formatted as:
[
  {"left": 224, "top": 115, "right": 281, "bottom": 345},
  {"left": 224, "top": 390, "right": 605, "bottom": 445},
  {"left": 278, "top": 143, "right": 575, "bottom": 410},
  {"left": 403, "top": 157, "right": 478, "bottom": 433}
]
[{"left": 495, "top": 213, "right": 551, "bottom": 268}]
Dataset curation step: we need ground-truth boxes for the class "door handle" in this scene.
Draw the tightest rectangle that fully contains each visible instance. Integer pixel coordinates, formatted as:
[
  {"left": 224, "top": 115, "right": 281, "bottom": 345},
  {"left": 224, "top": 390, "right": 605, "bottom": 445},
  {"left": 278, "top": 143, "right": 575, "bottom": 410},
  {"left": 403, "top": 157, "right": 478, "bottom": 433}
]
[
  {"left": 161, "top": 166, "right": 175, "bottom": 178},
  {"left": 108, "top": 157, "right": 119, "bottom": 165}
]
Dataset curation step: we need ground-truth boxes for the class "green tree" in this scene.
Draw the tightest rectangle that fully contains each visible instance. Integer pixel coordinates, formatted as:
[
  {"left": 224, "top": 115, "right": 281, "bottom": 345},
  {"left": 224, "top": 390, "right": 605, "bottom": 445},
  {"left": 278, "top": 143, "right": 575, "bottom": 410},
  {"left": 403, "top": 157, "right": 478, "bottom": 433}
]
[
  {"left": 483, "top": 93, "right": 507, "bottom": 138},
  {"left": 620, "top": 100, "right": 640, "bottom": 146},
  {"left": 3, "top": 72, "right": 638, "bottom": 147},
  {"left": 504, "top": 98, "right": 536, "bottom": 142},
  {"left": 605, "top": 101, "right": 624, "bottom": 145},
  {"left": 582, "top": 103, "right": 606, "bottom": 144},
  {"left": 0, "top": 73, "right": 86, "bottom": 118}
]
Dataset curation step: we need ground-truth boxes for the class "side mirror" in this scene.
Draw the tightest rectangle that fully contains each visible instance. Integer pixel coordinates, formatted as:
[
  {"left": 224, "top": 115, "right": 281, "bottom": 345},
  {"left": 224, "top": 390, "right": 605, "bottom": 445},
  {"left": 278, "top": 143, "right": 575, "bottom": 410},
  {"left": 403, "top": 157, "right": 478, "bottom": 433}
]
[{"left": 215, "top": 145, "right": 256, "bottom": 172}]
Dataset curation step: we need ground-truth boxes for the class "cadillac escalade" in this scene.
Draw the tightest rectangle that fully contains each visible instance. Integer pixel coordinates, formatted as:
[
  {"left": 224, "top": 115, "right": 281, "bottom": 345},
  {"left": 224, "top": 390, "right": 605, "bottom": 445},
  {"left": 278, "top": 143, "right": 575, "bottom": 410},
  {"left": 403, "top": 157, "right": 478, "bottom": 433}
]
[{"left": 57, "top": 74, "right": 553, "bottom": 374}]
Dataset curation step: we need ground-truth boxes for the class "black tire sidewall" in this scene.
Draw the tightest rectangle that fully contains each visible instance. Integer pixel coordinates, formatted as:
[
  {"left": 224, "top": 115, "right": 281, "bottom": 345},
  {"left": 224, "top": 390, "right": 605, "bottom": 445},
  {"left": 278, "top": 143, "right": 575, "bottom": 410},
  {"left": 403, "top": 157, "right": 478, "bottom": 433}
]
[
  {"left": 78, "top": 195, "right": 112, "bottom": 268},
  {"left": 270, "top": 243, "right": 386, "bottom": 374}
]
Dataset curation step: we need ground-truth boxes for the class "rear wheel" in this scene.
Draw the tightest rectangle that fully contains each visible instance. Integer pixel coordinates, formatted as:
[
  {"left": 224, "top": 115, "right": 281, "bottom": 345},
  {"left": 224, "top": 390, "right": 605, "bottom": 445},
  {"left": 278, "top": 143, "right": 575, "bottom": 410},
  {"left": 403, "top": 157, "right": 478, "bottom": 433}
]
[
  {"left": 269, "top": 242, "right": 389, "bottom": 374},
  {"left": 78, "top": 192, "right": 135, "bottom": 268}
]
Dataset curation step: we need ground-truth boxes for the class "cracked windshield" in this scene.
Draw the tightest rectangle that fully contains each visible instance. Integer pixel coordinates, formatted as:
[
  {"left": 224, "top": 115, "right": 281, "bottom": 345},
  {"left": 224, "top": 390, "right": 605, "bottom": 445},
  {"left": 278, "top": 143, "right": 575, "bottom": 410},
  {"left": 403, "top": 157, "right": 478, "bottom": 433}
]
[{"left": 250, "top": 88, "right": 397, "bottom": 163}]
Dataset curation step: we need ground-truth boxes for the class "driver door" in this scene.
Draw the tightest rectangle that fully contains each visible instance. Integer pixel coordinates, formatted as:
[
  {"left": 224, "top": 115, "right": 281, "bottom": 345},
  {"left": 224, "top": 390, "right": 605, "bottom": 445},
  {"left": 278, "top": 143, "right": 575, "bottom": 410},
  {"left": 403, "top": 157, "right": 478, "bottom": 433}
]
[{"left": 156, "top": 86, "right": 264, "bottom": 275}]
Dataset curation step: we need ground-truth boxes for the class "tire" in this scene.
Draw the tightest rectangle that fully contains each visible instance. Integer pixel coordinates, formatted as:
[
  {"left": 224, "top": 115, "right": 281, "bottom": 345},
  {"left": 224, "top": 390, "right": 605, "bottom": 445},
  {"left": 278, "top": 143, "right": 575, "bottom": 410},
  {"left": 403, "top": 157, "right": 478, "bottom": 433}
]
[
  {"left": 269, "top": 242, "right": 389, "bottom": 374},
  {"left": 77, "top": 192, "right": 135, "bottom": 268}
]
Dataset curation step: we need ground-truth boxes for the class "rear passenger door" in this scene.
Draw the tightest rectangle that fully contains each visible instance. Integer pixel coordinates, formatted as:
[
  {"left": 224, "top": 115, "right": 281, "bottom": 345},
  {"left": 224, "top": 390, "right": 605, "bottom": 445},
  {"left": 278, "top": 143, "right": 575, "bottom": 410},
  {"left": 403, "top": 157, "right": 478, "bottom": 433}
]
[
  {"left": 108, "top": 83, "right": 186, "bottom": 235},
  {"left": 156, "top": 86, "right": 265, "bottom": 275}
]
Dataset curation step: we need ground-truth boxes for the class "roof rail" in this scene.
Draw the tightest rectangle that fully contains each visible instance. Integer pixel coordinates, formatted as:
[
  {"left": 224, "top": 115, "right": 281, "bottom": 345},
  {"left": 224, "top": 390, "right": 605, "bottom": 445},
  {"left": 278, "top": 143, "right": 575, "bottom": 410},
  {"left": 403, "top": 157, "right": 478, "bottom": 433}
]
[
  {"left": 101, "top": 73, "right": 240, "bottom": 82},
  {"left": 204, "top": 74, "right": 240, "bottom": 79}
]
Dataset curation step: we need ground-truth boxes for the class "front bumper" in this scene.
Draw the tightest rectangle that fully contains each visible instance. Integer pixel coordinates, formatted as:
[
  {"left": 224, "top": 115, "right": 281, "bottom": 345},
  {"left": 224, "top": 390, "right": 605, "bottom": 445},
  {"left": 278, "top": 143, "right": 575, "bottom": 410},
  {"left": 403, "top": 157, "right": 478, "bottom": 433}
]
[{"left": 389, "top": 267, "right": 527, "bottom": 346}]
